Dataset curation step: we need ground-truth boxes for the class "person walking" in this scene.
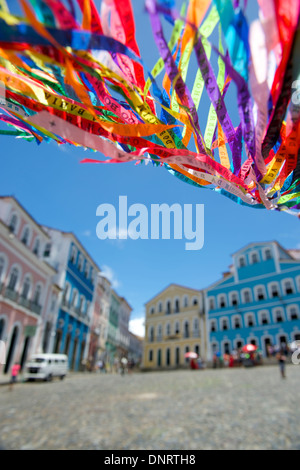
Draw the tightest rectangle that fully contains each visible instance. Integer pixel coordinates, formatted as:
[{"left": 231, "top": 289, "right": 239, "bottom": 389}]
[
  {"left": 276, "top": 347, "right": 287, "bottom": 379},
  {"left": 9, "top": 362, "right": 21, "bottom": 391}
]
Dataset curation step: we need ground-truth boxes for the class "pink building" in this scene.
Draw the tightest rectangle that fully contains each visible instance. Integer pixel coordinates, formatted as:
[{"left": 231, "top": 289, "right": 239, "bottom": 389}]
[{"left": 0, "top": 197, "right": 60, "bottom": 376}]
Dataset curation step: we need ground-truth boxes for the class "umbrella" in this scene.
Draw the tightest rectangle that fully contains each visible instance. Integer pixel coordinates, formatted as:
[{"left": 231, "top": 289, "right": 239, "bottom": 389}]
[
  {"left": 184, "top": 352, "right": 198, "bottom": 359},
  {"left": 242, "top": 344, "right": 258, "bottom": 353}
]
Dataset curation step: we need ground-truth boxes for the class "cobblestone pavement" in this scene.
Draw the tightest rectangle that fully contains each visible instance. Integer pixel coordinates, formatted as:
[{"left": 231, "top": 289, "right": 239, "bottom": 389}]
[{"left": 0, "top": 365, "right": 299, "bottom": 450}]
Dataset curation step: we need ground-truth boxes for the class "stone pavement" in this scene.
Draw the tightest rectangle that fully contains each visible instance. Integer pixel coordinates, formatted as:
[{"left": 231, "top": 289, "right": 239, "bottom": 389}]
[{"left": 0, "top": 365, "right": 299, "bottom": 450}]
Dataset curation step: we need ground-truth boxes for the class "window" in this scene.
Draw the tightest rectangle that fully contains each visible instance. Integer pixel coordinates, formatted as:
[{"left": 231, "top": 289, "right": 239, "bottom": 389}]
[
  {"left": 44, "top": 243, "right": 51, "bottom": 258},
  {"left": 209, "top": 298, "right": 215, "bottom": 310},
  {"left": 9, "top": 214, "right": 18, "bottom": 234},
  {"left": 33, "top": 238, "right": 40, "bottom": 256},
  {"left": 184, "top": 321, "right": 189, "bottom": 338},
  {"left": 274, "top": 309, "right": 284, "bottom": 323},
  {"left": 264, "top": 249, "right": 272, "bottom": 260},
  {"left": 238, "top": 256, "right": 246, "bottom": 267},
  {"left": 33, "top": 285, "right": 42, "bottom": 305},
  {"left": 78, "top": 255, "right": 84, "bottom": 272},
  {"left": 259, "top": 311, "right": 269, "bottom": 325},
  {"left": 250, "top": 252, "right": 259, "bottom": 264},
  {"left": 21, "top": 276, "right": 31, "bottom": 299},
  {"left": 79, "top": 296, "right": 85, "bottom": 313},
  {"left": 221, "top": 318, "right": 229, "bottom": 331},
  {"left": 270, "top": 284, "right": 279, "bottom": 298},
  {"left": 230, "top": 293, "right": 238, "bottom": 306},
  {"left": 149, "top": 350, "right": 153, "bottom": 362},
  {"left": 71, "top": 290, "right": 78, "bottom": 308},
  {"left": 21, "top": 227, "right": 30, "bottom": 246},
  {"left": 0, "top": 256, "right": 5, "bottom": 282},
  {"left": 287, "top": 306, "right": 299, "bottom": 321},
  {"left": 158, "top": 302, "right": 163, "bottom": 313},
  {"left": 233, "top": 316, "right": 241, "bottom": 329},
  {"left": 157, "top": 325, "right": 162, "bottom": 340},
  {"left": 283, "top": 280, "right": 294, "bottom": 295},
  {"left": 174, "top": 321, "right": 180, "bottom": 334},
  {"left": 193, "top": 298, "right": 198, "bottom": 306},
  {"left": 210, "top": 320, "right": 217, "bottom": 332},
  {"left": 242, "top": 289, "right": 251, "bottom": 304},
  {"left": 8, "top": 267, "right": 19, "bottom": 291},
  {"left": 174, "top": 299, "right": 180, "bottom": 313},
  {"left": 219, "top": 295, "right": 226, "bottom": 308},
  {"left": 193, "top": 318, "right": 199, "bottom": 332},
  {"left": 246, "top": 314, "right": 255, "bottom": 327},
  {"left": 256, "top": 286, "right": 266, "bottom": 301},
  {"left": 70, "top": 247, "right": 77, "bottom": 264},
  {"left": 183, "top": 296, "right": 188, "bottom": 308},
  {"left": 223, "top": 342, "right": 231, "bottom": 355},
  {"left": 166, "top": 301, "right": 171, "bottom": 315},
  {"left": 166, "top": 323, "right": 171, "bottom": 336},
  {"left": 62, "top": 284, "right": 70, "bottom": 304},
  {"left": 84, "top": 263, "right": 90, "bottom": 279},
  {"left": 150, "top": 307, "right": 155, "bottom": 315},
  {"left": 149, "top": 326, "right": 154, "bottom": 342}
]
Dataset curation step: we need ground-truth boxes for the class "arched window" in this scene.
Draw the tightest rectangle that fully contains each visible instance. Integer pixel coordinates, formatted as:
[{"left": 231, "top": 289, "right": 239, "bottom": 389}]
[
  {"left": 21, "top": 226, "right": 30, "bottom": 246},
  {"left": 71, "top": 289, "right": 78, "bottom": 308},
  {"left": 219, "top": 295, "right": 227, "bottom": 308},
  {"left": 221, "top": 318, "right": 229, "bottom": 331},
  {"left": 149, "top": 350, "right": 153, "bottom": 362},
  {"left": 33, "top": 285, "right": 42, "bottom": 305},
  {"left": 264, "top": 248, "right": 272, "bottom": 260},
  {"left": 287, "top": 305, "right": 299, "bottom": 321},
  {"left": 242, "top": 289, "right": 252, "bottom": 304},
  {"left": 210, "top": 320, "right": 217, "bottom": 332},
  {"left": 250, "top": 252, "right": 259, "bottom": 264},
  {"left": 9, "top": 214, "right": 18, "bottom": 234},
  {"left": 62, "top": 283, "right": 70, "bottom": 304},
  {"left": 274, "top": 308, "right": 284, "bottom": 323},
  {"left": 230, "top": 292, "right": 239, "bottom": 306},
  {"left": 255, "top": 286, "right": 266, "bottom": 301},
  {"left": 32, "top": 238, "right": 40, "bottom": 256},
  {"left": 174, "top": 299, "right": 180, "bottom": 313},
  {"left": 157, "top": 324, "right": 162, "bottom": 341},
  {"left": 259, "top": 311, "right": 270, "bottom": 325},
  {"left": 0, "top": 256, "right": 6, "bottom": 282},
  {"left": 149, "top": 326, "right": 154, "bottom": 342},
  {"left": 183, "top": 296, "right": 188, "bottom": 308},
  {"left": 78, "top": 255, "right": 84, "bottom": 272},
  {"left": 246, "top": 313, "right": 255, "bottom": 327},
  {"left": 282, "top": 279, "right": 294, "bottom": 295},
  {"left": 208, "top": 298, "right": 215, "bottom": 310},
  {"left": 8, "top": 267, "right": 19, "bottom": 291},
  {"left": 238, "top": 256, "right": 246, "bottom": 267},
  {"left": 166, "top": 323, "right": 171, "bottom": 336},
  {"left": 44, "top": 243, "right": 51, "bottom": 258},
  {"left": 70, "top": 246, "right": 77, "bottom": 264},
  {"left": 232, "top": 315, "right": 242, "bottom": 329},
  {"left": 21, "top": 275, "right": 31, "bottom": 299},
  {"left": 174, "top": 321, "right": 180, "bottom": 334},
  {"left": 269, "top": 283, "right": 280, "bottom": 298},
  {"left": 193, "top": 298, "right": 198, "bottom": 306},
  {"left": 150, "top": 307, "right": 155, "bottom": 315},
  {"left": 166, "top": 348, "right": 171, "bottom": 366},
  {"left": 158, "top": 302, "right": 163, "bottom": 313},
  {"left": 79, "top": 296, "right": 85, "bottom": 313},
  {"left": 184, "top": 321, "right": 189, "bottom": 338},
  {"left": 166, "top": 301, "right": 171, "bottom": 315}
]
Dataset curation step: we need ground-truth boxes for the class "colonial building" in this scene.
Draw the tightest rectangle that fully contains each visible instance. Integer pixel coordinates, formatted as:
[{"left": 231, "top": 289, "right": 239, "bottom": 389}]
[
  {"left": 106, "top": 289, "right": 120, "bottom": 367},
  {"left": 143, "top": 284, "right": 206, "bottom": 369},
  {"left": 97, "top": 273, "right": 111, "bottom": 361},
  {"left": 128, "top": 331, "right": 143, "bottom": 366},
  {"left": 117, "top": 297, "right": 132, "bottom": 358},
  {"left": 42, "top": 227, "right": 99, "bottom": 371},
  {"left": 205, "top": 241, "right": 300, "bottom": 360},
  {"left": 0, "top": 197, "right": 60, "bottom": 374}
]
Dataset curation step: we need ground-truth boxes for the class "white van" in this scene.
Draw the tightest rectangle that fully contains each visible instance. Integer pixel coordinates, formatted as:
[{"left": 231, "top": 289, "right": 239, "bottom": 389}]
[{"left": 24, "top": 354, "right": 68, "bottom": 382}]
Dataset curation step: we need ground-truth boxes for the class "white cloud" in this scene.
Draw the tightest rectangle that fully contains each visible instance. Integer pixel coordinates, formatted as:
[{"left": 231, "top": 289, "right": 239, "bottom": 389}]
[
  {"left": 82, "top": 230, "right": 91, "bottom": 237},
  {"left": 100, "top": 265, "right": 120, "bottom": 289},
  {"left": 129, "top": 317, "right": 145, "bottom": 338}
]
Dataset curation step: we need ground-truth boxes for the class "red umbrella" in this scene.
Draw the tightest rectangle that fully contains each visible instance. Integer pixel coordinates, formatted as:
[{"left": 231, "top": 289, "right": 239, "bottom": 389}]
[
  {"left": 184, "top": 352, "right": 198, "bottom": 359},
  {"left": 242, "top": 344, "right": 258, "bottom": 353}
]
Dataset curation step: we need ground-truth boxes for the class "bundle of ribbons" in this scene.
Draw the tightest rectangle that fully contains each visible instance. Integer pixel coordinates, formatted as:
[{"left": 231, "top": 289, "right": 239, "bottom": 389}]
[{"left": 0, "top": 0, "right": 299, "bottom": 214}]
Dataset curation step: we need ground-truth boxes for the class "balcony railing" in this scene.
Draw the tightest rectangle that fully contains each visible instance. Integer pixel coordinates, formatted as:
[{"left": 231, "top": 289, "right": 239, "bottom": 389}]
[
  {"left": 19, "top": 296, "right": 31, "bottom": 309},
  {"left": 4, "top": 287, "right": 18, "bottom": 302},
  {"left": 30, "top": 302, "right": 42, "bottom": 315},
  {"left": 192, "top": 330, "right": 200, "bottom": 338}
]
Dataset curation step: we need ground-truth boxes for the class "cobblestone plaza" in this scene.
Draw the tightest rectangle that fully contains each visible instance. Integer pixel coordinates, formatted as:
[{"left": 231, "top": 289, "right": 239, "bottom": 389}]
[{"left": 0, "top": 365, "right": 299, "bottom": 450}]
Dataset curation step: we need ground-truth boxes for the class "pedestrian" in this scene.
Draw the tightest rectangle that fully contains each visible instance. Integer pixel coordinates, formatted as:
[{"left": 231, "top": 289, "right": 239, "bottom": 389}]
[
  {"left": 120, "top": 356, "right": 128, "bottom": 375},
  {"left": 276, "top": 347, "right": 287, "bottom": 379},
  {"left": 9, "top": 362, "right": 21, "bottom": 391},
  {"left": 213, "top": 353, "right": 217, "bottom": 369}
]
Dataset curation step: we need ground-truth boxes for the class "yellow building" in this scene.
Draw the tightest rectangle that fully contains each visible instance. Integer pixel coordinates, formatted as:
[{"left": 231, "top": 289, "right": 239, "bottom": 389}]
[{"left": 143, "top": 284, "right": 206, "bottom": 370}]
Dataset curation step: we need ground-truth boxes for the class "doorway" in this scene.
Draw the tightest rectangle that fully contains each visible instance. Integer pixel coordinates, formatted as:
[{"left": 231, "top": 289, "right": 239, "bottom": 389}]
[
  {"left": 20, "top": 336, "right": 31, "bottom": 371},
  {"left": 4, "top": 325, "right": 19, "bottom": 374}
]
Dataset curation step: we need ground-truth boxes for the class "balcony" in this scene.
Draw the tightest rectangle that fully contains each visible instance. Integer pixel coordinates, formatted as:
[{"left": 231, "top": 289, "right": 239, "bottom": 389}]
[
  {"left": 164, "top": 334, "right": 180, "bottom": 341},
  {"left": 4, "top": 287, "right": 18, "bottom": 302},
  {"left": 19, "top": 296, "right": 30, "bottom": 309},
  {"left": 30, "top": 302, "right": 42, "bottom": 315},
  {"left": 192, "top": 330, "right": 200, "bottom": 338}
]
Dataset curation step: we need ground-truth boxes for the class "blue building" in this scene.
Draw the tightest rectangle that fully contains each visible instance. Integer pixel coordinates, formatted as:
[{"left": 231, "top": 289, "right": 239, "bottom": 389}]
[
  {"left": 42, "top": 228, "right": 99, "bottom": 370},
  {"left": 205, "top": 242, "right": 300, "bottom": 360}
]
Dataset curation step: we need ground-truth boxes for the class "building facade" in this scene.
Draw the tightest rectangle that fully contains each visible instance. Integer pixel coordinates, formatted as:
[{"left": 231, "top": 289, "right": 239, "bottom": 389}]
[
  {"left": 42, "top": 228, "right": 99, "bottom": 371},
  {"left": 143, "top": 284, "right": 206, "bottom": 370},
  {"left": 105, "top": 289, "right": 120, "bottom": 367},
  {"left": 117, "top": 297, "right": 132, "bottom": 358},
  {"left": 0, "top": 197, "right": 59, "bottom": 374},
  {"left": 206, "top": 242, "right": 300, "bottom": 360},
  {"left": 128, "top": 331, "right": 143, "bottom": 366}
]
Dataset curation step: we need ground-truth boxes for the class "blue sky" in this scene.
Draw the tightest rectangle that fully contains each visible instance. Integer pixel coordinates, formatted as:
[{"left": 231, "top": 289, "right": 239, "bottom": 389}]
[{"left": 1, "top": 0, "right": 300, "bottom": 336}]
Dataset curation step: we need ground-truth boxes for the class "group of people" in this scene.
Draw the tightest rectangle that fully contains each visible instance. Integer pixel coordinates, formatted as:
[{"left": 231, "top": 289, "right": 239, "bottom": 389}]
[
  {"left": 97, "top": 356, "right": 136, "bottom": 375},
  {"left": 212, "top": 349, "right": 263, "bottom": 369}
]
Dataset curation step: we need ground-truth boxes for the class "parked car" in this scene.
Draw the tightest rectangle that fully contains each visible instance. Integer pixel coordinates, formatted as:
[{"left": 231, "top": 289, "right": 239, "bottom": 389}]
[{"left": 24, "top": 354, "right": 68, "bottom": 382}]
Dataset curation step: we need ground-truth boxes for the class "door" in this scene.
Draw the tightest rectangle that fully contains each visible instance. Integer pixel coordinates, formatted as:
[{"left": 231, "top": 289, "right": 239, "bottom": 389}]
[
  {"left": 54, "top": 330, "right": 62, "bottom": 354},
  {"left": 4, "top": 325, "right": 19, "bottom": 374},
  {"left": 20, "top": 336, "right": 31, "bottom": 371}
]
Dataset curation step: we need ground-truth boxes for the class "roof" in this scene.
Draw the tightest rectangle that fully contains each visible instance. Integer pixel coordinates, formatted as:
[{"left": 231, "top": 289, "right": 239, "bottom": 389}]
[{"left": 145, "top": 283, "right": 201, "bottom": 305}]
